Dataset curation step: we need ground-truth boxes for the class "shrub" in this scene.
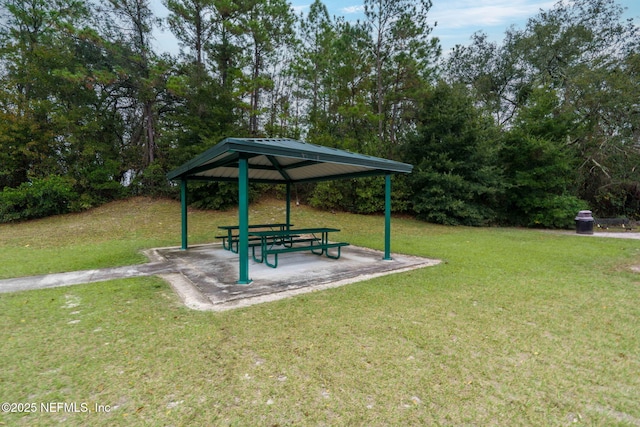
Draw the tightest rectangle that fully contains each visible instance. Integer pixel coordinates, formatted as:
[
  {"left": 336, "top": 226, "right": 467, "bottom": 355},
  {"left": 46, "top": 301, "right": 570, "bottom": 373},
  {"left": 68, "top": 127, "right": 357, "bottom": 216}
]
[
  {"left": 594, "top": 181, "right": 640, "bottom": 219},
  {"left": 0, "top": 176, "right": 79, "bottom": 222},
  {"left": 188, "top": 181, "right": 240, "bottom": 210},
  {"left": 309, "top": 177, "right": 410, "bottom": 215},
  {"left": 410, "top": 170, "right": 499, "bottom": 226},
  {"left": 525, "top": 194, "right": 589, "bottom": 229},
  {"left": 129, "top": 161, "right": 174, "bottom": 198},
  {"left": 499, "top": 134, "right": 586, "bottom": 228},
  {"left": 404, "top": 81, "right": 505, "bottom": 226}
]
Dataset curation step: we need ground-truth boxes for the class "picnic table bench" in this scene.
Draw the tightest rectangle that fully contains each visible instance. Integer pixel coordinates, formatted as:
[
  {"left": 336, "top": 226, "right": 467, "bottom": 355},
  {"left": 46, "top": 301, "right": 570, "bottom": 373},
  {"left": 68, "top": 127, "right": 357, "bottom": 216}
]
[
  {"left": 595, "top": 217, "right": 635, "bottom": 231},
  {"left": 249, "top": 227, "right": 349, "bottom": 268},
  {"left": 217, "top": 223, "right": 292, "bottom": 253}
]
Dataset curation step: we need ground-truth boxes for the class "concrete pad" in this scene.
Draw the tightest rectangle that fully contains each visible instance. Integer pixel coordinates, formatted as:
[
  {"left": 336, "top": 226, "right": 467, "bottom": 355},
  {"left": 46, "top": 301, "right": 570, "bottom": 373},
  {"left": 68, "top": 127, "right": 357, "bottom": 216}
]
[{"left": 154, "top": 244, "right": 441, "bottom": 311}]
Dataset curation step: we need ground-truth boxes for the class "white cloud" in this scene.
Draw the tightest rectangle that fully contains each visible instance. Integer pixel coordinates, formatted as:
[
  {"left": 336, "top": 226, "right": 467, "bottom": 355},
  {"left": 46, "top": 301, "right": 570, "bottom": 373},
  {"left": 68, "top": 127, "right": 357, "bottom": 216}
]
[
  {"left": 341, "top": 5, "right": 365, "bottom": 14},
  {"left": 431, "top": 0, "right": 556, "bottom": 30}
]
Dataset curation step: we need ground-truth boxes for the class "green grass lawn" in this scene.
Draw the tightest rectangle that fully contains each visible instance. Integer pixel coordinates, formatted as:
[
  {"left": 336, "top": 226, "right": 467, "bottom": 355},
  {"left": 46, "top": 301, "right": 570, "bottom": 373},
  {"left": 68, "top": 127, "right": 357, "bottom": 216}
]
[{"left": 1, "top": 197, "right": 640, "bottom": 426}]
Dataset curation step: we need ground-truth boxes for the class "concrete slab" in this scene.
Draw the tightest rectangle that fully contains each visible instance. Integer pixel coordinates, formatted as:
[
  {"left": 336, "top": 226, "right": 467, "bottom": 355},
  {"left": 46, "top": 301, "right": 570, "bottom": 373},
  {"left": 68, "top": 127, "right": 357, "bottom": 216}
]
[{"left": 0, "top": 243, "right": 440, "bottom": 312}]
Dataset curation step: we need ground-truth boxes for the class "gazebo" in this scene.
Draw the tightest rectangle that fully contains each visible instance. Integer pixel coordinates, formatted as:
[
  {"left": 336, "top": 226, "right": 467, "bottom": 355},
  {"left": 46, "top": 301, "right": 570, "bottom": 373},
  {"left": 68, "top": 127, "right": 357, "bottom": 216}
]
[{"left": 166, "top": 137, "right": 413, "bottom": 284}]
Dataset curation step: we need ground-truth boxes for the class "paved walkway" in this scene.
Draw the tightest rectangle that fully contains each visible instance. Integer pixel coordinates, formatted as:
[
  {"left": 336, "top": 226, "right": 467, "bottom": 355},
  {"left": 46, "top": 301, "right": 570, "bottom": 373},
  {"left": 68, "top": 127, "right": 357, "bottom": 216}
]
[
  {"left": 583, "top": 231, "right": 640, "bottom": 239},
  {"left": 0, "top": 261, "right": 174, "bottom": 294},
  {"left": 0, "top": 244, "right": 440, "bottom": 311}
]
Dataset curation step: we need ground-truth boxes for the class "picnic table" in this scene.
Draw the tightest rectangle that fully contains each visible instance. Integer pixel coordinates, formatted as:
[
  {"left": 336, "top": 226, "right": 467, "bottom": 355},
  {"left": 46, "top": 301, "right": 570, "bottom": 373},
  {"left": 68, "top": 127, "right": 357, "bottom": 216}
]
[
  {"left": 249, "top": 227, "right": 349, "bottom": 268},
  {"left": 217, "top": 223, "right": 292, "bottom": 253}
]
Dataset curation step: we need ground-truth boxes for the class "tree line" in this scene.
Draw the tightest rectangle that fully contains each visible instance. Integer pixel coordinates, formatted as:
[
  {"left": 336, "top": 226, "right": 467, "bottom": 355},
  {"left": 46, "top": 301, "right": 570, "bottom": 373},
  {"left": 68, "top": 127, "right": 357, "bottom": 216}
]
[{"left": 0, "top": 0, "right": 638, "bottom": 227}]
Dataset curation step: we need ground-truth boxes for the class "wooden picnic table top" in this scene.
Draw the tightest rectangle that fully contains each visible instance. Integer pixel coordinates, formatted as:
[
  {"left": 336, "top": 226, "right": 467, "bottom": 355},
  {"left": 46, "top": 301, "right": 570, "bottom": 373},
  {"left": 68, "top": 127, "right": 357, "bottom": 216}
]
[
  {"left": 218, "top": 223, "right": 291, "bottom": 230},
  {"left": 248, "top": 227, "right": 340, "bottom": 237}
]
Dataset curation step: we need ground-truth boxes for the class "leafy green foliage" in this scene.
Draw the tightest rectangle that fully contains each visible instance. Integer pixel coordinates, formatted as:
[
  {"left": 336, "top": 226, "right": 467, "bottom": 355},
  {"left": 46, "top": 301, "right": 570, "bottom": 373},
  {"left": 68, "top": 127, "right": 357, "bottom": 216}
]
[
  {"left": 0, "top": 176, "right": 79, "bottom": 222},
  {"left": 310, "top": 178, "right": 384, "bottom": 214},
  {"left": 185, "top": 181, "right": 267, "bottom": 211},
  {"left": 594, "top": 181, "right": 640, "bottom": 219},
  {"left": 309, "top": 176, "right": 411, "bottom": 215},
  {"left": 0, "top": 0, "right": 638, "bottom": 226},
  {"left": 364, "top": 0, "right": 439, "bottom": 147},
  {"left": 499, "top": 86, "right": 588, "bottom": 228},
  {"left": 129, "top": 161, "right": 174, "bottom": 198},
  {"left": 445, "top": 0, "right": 640, "bottom": 220},
  {"left": 405, "top": 82, "right": 505, "bottom": 226},
  {"left": 499, "top": 136, "right": 587, "bottom": 228},
  {"left": 188, "top": 183, "right": 238, "bottom": 211}
]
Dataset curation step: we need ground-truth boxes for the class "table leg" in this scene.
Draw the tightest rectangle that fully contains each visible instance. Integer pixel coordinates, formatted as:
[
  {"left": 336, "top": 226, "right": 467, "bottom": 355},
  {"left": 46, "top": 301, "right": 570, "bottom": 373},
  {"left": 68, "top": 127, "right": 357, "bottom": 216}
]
[
  {"left": 252, "top": 236, "right": 265, "bottom": 263},
  {"left": 223, "top": 230, "right": 231, "bottom": 251},
  {"left": 230, "top": 230, "right": 239, "bottom": 253},
  {"left": 310, "top": 232, "right": 325, "bottom": 255}
]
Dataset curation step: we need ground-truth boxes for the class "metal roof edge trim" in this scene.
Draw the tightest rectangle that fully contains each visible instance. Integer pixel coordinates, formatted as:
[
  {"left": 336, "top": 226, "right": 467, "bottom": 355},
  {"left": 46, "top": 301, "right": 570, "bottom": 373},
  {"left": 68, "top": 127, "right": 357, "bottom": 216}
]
[
  {"left": 225, "top": 138, "right": 412, "bottom": 172},
  {"left": 166, "top": 139, "right": 233, "bottom": 180},
  {"left": 166, "top": 137, "right": 413, "bottom": 181}
]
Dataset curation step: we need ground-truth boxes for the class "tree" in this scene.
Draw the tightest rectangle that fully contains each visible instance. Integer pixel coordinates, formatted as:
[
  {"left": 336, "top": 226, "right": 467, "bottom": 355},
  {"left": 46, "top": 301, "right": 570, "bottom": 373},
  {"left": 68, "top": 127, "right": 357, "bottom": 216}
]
[
  {"left": 0, "top": 0, "right": 89, "bottom": 187},
  {"left": 163, "top": 0, "right": 242, "bottom": 161},
  {"left": 499, "top": 86, "right": 587, "bottom": 228},
  {"left": 404, "top": 81, "right": 505, "bottom": 226},
  {"left": 324, "top": 19, "right": 376, "bottom": 151},
  {"left": 514, "top": 0, "right": 639, "bottom": 218},
  {"left": 291, "top": 0, "right": 334, "bottom": 139},
  {"left": 0, "top": 0, "right": 126, "bottom": 206},
  {"left": 576, "top": 50, "right": 640, "bottom": 217},
  {"left": 364, "top": 0, "right": 439, "bottom": 152},
  {"left": 445, "top": 30, "right": 527, "bottom": 127},
  {"left": 445, "top": 0, "right": 640, "bottom": 219},
  {"left": 164, "top": 0, "right": 216, "bottom": 67},
  {"left": 100, "top": 0, "right": 170, "bottom": 173},
  {"left": 235, "top": 0, "right": 296, "bottom": 135}
]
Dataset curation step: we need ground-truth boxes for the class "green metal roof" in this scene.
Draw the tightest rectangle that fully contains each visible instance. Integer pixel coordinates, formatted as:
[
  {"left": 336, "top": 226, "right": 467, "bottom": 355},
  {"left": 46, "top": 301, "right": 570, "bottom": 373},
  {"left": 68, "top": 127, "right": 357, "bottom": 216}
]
[{"left": 166, "top": 137, "right": 413, "bottom": 184}]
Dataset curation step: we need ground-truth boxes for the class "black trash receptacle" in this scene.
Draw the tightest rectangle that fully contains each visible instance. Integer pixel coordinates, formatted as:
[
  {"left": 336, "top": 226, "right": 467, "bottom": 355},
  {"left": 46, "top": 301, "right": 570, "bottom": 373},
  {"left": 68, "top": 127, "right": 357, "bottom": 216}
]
[{"left": 575, "top": 210, "right": 594, "bottom": 234}]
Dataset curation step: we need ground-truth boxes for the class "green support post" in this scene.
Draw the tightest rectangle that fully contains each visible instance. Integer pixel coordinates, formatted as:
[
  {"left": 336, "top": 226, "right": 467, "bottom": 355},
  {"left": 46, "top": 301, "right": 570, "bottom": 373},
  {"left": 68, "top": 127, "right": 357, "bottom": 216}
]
[
  {"left": 286, "top": 182, "right": 291, "bottom": 229},
  {"left": 384, "top": 174, "right": 392, "bottom": 260},
  {"left": 238, "top": 157, "right": 252, "bottom": 284},
  {"left": 181, "top": 178, "right": 188, "bottom": 250}
]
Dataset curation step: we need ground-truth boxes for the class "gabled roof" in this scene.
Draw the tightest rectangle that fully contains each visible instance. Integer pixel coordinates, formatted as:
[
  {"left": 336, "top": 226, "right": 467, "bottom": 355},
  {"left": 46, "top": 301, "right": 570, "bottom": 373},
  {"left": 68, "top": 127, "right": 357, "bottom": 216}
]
[{"left": 166, "top": 137, "right": 413, "bottom": 183}]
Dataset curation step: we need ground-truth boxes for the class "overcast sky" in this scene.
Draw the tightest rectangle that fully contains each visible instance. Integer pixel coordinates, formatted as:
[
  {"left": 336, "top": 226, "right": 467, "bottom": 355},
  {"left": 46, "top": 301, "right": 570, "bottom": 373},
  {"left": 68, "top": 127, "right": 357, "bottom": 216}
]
[{"left": 150, "top": 0, "right": 640, "bottom": 55}]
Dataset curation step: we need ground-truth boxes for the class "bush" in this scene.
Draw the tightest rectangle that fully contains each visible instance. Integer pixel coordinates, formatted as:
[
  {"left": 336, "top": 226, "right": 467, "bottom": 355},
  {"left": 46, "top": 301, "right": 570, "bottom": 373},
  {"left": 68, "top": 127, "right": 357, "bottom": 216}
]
[
  {"left": 0, "top": 176, "right": 79, "bottom": 222},
  {"left": 309, "top": 177, "right": 411, "bottom": 215},
  {"left": 186, "top": 181, "right": 262, "bottom": 211},
  {"left": 404, "top": 82, "right": 505, "bottom": 226},
  {"left": 309, "top": 181, "right": 347, "bottom": 212},
  {"left": 129, "top": 161, "right": 174, "bottom": 198},
  {"left": 410, "top": 170, "right": 499, "bottom": 226},
  {"left": 188, "top": 181, "right": 240, "bottom": 210},
  {"left": 499, "top": 134, "right": 586, "bottom": 228},
  {"left": 594, "top": 181, "right": 640, "bottom": 219},
  {"left": 525, "top": 194, "right": 589, "bottom": 229}
]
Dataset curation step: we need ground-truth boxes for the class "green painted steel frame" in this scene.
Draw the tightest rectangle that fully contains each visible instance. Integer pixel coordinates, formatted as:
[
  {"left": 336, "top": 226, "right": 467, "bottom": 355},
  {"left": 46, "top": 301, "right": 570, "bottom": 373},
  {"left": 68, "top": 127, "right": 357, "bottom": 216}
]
[
  {"left": 166, "top": 138, "right": 412, "bottom": 182},
  {"left": 176, "top": 173, "right": 395, "bottom": 282},
  {"left": 238, "top": 157, "right": 252, "bottom": 284},
  {"left": 181, "top": 179, "right": 188, "bottom": 250},
  {"left": 168, "top": 138, "right": 412, "bottom": 284},
  {"left": 384, "top": 174, "right": 392, "bottom": 260},
  {"left": 286, "top": 182, "right": 291, "bottom": 229}
]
